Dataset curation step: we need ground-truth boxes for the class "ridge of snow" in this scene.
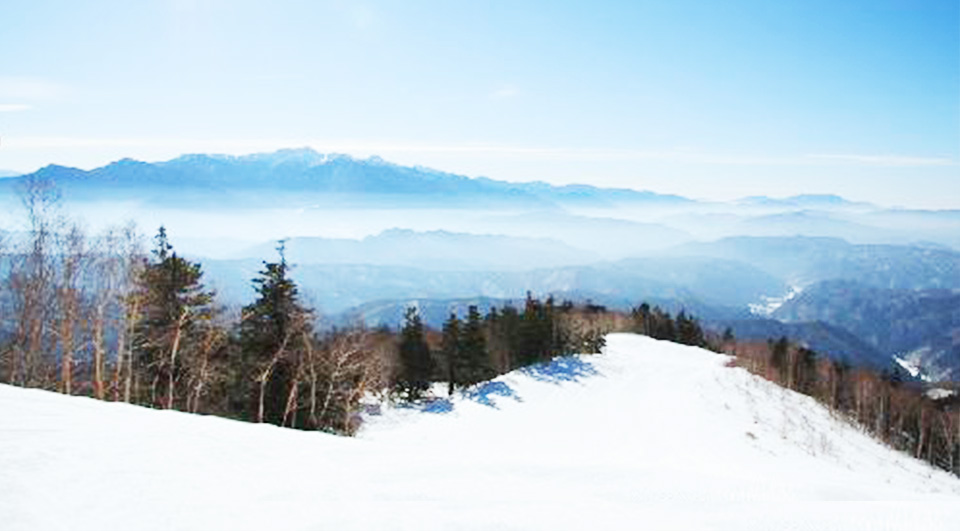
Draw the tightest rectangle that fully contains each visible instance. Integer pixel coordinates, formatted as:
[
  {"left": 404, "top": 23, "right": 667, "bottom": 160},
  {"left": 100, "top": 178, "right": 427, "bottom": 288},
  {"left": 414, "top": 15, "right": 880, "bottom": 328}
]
[{"left": 1, "top": 334, "right": 958, "bottom": 530}]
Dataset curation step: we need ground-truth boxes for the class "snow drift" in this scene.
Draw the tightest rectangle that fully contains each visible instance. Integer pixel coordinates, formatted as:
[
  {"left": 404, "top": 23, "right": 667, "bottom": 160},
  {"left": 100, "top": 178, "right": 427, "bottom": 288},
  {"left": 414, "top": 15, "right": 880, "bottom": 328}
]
[{"left": 2, "top": 334, "right": 958, "bottom": 530}]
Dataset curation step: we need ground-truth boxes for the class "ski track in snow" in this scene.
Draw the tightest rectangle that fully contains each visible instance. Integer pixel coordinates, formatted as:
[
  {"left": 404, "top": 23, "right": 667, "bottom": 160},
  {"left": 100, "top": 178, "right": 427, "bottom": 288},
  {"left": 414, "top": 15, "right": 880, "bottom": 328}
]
[{"left": 2, "top": 334, "right": 959, "bottom": 530}]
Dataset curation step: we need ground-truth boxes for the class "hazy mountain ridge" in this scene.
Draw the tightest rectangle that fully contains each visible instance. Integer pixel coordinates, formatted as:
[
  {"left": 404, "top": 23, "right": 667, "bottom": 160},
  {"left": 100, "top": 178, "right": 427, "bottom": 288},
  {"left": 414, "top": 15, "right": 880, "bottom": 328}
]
[
  {"left": 673, "top": 236, "right": 960, "bottom": 289},
  {"left": 2, "top": 148, "right": 692, "bottom": 209},
  {"left": 235, "top": 229, "right": 594, "bottom": 271},
  {"left": 712, "top": 318, "right": 898, "bottom": 374},
  {"left": 200, "top": 256, "right": 760, "bottom": 317},
  {"left": 772, "top": 280, "right": 960, "bottom": 381}
]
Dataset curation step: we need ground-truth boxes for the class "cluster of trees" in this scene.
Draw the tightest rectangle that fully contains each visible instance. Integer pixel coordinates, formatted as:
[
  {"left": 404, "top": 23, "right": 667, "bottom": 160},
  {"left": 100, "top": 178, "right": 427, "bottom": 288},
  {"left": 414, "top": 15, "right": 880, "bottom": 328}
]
[
  {"left": 731, "top": 337, "right": 960, "bottom": 477},
  {"left": 0, "top": 179, "right": 391, "bottom": 434},
  {"left": 393, "top": 295, "right": 623, "bottom": 400},
  {"left": 1, "top": 180, "right": 144, "bottom": 398},
  {"left": 630, "top": 303, "right": 710, "bottom": 348}
]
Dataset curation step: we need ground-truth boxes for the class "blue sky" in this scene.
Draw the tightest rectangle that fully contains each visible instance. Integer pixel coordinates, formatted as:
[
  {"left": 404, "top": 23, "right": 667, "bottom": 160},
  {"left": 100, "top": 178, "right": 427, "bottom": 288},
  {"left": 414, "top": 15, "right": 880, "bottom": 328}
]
[{"left": 1, "top": 0, "right": 957, "bottom": 207}]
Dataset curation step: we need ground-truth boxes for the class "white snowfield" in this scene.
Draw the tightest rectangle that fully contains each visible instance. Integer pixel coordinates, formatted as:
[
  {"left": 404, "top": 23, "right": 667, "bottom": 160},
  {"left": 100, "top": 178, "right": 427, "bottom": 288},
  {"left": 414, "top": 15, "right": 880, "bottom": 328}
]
[{"left": 2, "top": 334, "right": 959, "bottom": 531}]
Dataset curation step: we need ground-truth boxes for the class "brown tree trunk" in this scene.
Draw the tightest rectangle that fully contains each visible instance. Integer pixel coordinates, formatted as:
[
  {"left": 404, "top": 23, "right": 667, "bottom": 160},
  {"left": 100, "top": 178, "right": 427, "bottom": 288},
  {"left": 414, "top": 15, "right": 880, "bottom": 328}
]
[
  {"left": 92, "top": 304, "right": 107, "bottom": 400},
  {"left": 59, "top": 311, "right": 74, "bottom": 395},
  {"left": 165, "top": 308, "right": 188, "bottom": 410},
  {"left": 112, "top": 321, "right": 126, "bottom": 402},
  {"left": 123, "top": 297, "right": 141, "bottom": 404},
  {"left": 257, "top": 333, "right": 290, "bottom": 423},
  {"left": 916, "top": 405, "right": 926, "bottom": 459}
]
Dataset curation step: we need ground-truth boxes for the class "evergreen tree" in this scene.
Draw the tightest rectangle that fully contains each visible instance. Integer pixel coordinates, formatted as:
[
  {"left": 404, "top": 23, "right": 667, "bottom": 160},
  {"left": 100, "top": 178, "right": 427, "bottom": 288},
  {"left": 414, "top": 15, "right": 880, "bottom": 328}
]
[
  {"left": 631, "top": 303, "right": 652, "bottom": 336},
  {"left": 457, "top": 305, "right": 494, "bottom": 386},
  {"left": 722, "top": 327, "right": 735, "bottom": 344},
  {"left": 236, "top": 241, "right": 312, "bottom": 425},
  {"left": 488, "top": 304, "right": 521, "bottom": 372},
  {"left": 518, "top": 292, "right": 551, "bottom": 366},
  {"left": 769, "top": 336, "right": 790, "bottom": 384},
  {"left": 795, "top": 347, "right": 818, "bottom": 395},
  {"left": 544, "top": 296, "right": 566, "bottom": 356},
  {"left": 441, "top": 312, "right": 461, "bottom": 396},
  {"left": 396, "top": 307, "right": 433, "bottom": 400},
  {"left": 134, "top": 226, "right": 217, "bottom": 409},
  {"left": 675, "top": 311, "right": 705, "bottom": 347},
  {"left": 654, "top": 308, "right": 676, "bottom": 341}
]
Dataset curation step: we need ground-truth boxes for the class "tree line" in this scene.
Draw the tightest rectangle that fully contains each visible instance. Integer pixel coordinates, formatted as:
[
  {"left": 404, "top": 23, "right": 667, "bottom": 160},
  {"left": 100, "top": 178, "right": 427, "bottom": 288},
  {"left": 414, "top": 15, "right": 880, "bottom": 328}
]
[
  {"left": 392, "top": 295, "right": 625, "bottom": 400},
  {"left": 728, "top": 335, "right": 960, "bottom": 477}
]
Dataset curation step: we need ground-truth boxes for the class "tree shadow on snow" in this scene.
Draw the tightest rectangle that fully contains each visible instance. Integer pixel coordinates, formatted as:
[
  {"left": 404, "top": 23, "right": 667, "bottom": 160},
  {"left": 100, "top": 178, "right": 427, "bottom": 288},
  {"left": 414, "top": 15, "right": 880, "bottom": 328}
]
[
  {"left": 409, "top": 382, "right": 522, "bottom": 414},
  {"left": 463, "top": 381, "right": 522, "bottom": 408},
  {"left": 407, "top": 356, "right": 599, "bottom": 414},
  {"left": 520, "top": 356, "right": 599, "bottom": 385},
  {"left": 420, "top": 397, "right": 455, "bottom": 414}
]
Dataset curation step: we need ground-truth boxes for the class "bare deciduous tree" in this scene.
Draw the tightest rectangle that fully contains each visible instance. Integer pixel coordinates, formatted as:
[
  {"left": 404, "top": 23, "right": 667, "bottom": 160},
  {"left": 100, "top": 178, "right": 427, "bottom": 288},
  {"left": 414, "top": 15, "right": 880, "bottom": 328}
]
[
  {"left": 5, "top": 176, "right": 62, "bottom": 388},
  {"left": 56, "top": 224, "right": 87, "bottom": 395}
]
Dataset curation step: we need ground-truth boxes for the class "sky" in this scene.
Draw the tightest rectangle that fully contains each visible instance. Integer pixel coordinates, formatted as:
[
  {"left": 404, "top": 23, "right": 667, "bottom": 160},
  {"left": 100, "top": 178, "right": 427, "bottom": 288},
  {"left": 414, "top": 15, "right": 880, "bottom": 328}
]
[{"left": 0, "top": 0, "right": 957, "bottom": 208}]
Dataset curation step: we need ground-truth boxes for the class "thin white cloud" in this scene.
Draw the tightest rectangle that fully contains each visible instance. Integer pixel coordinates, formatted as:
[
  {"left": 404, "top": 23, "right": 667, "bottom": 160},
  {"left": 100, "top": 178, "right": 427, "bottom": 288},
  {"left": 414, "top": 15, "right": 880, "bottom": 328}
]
[
  {"left": 0, "top": 104, "right": 31, "bottom": 112},
  {"left": 806, "top": 153, "right": 956, "bottom": 167},
  {"left": 0, "top": 77, "right": 67, "bottom": 101}
]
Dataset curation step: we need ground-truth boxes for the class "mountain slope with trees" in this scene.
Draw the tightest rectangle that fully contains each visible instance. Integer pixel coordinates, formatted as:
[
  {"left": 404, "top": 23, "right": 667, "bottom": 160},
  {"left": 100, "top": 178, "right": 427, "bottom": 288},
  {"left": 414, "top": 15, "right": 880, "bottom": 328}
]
[{"left": 772, "top": 280, "right": 960, "bottom": 381}]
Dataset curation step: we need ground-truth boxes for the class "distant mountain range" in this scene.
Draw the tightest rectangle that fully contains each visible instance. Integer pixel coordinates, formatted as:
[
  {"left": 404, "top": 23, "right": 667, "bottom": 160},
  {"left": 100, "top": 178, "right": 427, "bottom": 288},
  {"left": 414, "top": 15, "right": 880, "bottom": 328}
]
[
  {"left": 0, "top": 148, "right": 693, "bottom": 210},
  {"left": 4, "top": 147, "right": 939, "bottom": 217},
  {"left": 6, "top": 148, "right": 960, "bottom": 251}
]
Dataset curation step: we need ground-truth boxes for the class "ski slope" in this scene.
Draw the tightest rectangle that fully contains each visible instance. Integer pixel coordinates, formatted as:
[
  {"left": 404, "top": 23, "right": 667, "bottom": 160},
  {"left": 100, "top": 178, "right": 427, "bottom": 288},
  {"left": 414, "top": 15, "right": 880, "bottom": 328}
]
[{"left": 2, "top": 334, "right": 958, "bottom": 530}]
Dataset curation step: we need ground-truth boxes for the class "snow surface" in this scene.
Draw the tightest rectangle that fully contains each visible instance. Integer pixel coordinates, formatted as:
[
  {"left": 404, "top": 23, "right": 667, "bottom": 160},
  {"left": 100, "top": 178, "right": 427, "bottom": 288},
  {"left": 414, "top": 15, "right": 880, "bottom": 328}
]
[
  {"left": 894, "top": 353, "right": 932, "bottom": 382},
  {"left": 2, "top": 334, "right": 959, "bottom": 531},
  {"left": 748, "top": 285, "right": 803, "bottom": 317}
]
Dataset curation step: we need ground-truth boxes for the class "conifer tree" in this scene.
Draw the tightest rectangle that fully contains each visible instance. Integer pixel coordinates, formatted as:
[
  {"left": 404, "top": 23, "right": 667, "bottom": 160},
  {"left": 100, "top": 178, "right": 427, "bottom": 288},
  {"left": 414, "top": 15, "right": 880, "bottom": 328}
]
[
  {"left": 457, "top": 305, "right": 494, "bottom": 386},
  {"left": 395, "top": 307, "right": 433, "bottom": 400},
  {"left": 441, "top": 312, "right": 461, "bottom": 396},
  {"left": 134, "top": 226, "right": 217, "bottom": 409},
  {"left": 795, "top": 347, "right": 818, "bottom": 395},
  {"left": 631, "top": 303, "right": 652, "bottom": 336},
  {"left": 675, "top": 311, "right": 705, "bottom": 347},
  {"left": 488, "top": 304, "right": 521, "bottom": 372},
  {"left": 769, "top": 336, "right": 790, "bottom": 385},
  {"left": 236, "top": 241, "right": 313, "bottom": 425},
  {"left": 518, "top": 292, "right": 547, "bottom": 366},
  {"left": 722, "top": 327, "right": 735, "bottom": 344}
]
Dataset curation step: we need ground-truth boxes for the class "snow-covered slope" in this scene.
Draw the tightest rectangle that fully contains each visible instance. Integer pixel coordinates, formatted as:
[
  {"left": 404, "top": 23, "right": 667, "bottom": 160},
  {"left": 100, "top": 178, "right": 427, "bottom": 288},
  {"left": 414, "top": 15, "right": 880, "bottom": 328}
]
[{"left": 2, "top": 334, "right": 958, "bottom": 530}]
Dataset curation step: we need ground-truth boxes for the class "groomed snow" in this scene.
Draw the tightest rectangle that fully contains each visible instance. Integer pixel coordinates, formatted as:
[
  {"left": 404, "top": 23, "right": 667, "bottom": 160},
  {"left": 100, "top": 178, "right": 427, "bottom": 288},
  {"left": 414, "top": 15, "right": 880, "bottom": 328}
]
[{"left": 2, "top": 334, "right": 959, "bottom": 530}]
